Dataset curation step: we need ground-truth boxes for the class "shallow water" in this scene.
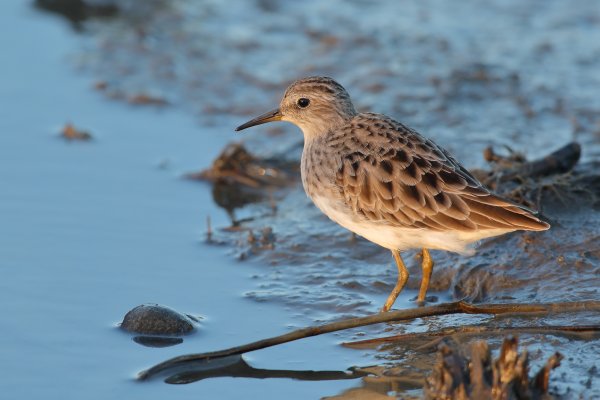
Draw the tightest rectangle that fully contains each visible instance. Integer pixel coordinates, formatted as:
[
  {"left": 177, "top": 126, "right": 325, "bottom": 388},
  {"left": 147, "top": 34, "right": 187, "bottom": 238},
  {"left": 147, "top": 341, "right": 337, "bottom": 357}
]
[
  {"left": 2, "top": 0, "right": 600, "bottom": 398},
  {"left": 0, "top": 2, "right": 364, "bottom": 399}
]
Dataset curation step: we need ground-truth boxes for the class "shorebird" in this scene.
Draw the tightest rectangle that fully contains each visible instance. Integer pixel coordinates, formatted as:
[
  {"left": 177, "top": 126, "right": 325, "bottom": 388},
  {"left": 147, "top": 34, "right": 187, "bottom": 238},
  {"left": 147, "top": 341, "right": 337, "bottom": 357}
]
[{"left": 236, "top": 76, "right": 549, "bottom": 312}]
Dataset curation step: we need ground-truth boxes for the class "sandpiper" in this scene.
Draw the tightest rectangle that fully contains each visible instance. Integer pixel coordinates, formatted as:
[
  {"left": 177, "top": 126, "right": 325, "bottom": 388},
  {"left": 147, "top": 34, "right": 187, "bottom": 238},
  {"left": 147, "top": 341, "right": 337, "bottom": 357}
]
[{"left": 236, "top": 76, "right": 549, "bottom": 312}]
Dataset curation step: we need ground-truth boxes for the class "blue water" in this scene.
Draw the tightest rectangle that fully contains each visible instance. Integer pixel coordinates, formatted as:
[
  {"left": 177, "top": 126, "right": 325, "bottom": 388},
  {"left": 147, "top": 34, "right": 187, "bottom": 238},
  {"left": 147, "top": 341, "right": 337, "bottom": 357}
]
[{"left": 0, "top": 2, "right": 363, "bottom": 398}]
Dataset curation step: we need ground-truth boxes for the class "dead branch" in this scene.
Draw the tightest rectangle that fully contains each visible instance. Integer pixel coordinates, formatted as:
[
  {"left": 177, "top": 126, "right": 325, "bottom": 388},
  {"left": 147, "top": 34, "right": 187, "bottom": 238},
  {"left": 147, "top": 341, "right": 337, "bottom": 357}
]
[
  {"left": 138, "top": 299, "right": 600, "bottom": 380},
  {"left": 489, "top": 142, "right": 581, "bottom": 184}
]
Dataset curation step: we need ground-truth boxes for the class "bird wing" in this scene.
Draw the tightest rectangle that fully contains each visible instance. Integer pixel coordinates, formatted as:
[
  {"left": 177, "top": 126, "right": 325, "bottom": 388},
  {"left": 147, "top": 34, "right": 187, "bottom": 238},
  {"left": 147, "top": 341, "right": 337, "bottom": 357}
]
[{"left": 334, "top": 113, "right": 549, "bottom": 232}]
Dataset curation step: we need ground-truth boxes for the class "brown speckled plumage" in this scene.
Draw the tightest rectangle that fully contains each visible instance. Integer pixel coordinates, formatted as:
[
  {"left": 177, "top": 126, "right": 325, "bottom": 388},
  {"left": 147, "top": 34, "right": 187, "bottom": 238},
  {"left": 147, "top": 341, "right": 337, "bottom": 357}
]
[
  {"left": 304, "top": 112, "right": 548, "bottom": 233},
  {"left": 236, "top": 76, "right": 549, "bottom": 311}
]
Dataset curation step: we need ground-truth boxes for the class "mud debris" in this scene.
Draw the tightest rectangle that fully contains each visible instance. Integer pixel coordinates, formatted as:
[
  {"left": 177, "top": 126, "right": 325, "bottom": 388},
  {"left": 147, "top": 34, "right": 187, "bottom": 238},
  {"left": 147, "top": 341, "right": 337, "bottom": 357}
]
[
  {"left": 187, "top": 143, "right": 298, "bottom": 224},
  {"left": 247, "top": 227, "right": 276, "bottom": 250},
  {"left": 424, "top": 336, "right": 562, "bottom": 400},
  {"left": 127, "top": 93, "right": 169, "bottom": 107},
  {"left": 61, "top": 123, "right": 92, "bottom": 141},
  {"left": 188, "top": 143, "right": 297, "bottom": 188}
]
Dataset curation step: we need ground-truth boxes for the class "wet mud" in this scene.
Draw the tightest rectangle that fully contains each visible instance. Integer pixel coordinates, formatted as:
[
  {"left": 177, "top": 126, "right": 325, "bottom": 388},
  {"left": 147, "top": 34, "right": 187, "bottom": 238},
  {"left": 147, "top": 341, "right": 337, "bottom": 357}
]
[{"left": 39, "top": 0, "right": 600, "bottom": 398}]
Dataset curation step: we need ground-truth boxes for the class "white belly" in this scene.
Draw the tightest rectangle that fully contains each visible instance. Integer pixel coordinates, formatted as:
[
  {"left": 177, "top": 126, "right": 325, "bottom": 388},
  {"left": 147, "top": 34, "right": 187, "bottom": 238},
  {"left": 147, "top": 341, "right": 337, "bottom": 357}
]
[{"left": 310, "top": 195, "right": 511, "bottom": 254}]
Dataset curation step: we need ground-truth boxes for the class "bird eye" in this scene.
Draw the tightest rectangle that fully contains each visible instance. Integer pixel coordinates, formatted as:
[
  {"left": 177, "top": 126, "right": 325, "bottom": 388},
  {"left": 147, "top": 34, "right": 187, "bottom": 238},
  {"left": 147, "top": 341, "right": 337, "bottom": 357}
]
[{"left": 297, "top": 98, "right": 310, "bottom": 108}]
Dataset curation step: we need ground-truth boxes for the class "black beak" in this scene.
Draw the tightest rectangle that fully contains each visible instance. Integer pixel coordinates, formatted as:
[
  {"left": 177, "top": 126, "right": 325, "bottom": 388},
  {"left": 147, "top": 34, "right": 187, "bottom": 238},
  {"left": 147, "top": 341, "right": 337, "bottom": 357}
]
[{"left": 235, "top": 108, "right": 282, "bottom": 132}]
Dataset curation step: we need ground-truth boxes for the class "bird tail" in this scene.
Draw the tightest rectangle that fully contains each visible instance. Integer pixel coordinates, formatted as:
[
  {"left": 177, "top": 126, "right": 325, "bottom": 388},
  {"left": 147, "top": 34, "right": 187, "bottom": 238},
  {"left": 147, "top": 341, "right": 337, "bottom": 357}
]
[{"left": 463, "top": 193, "right": 550, "bottom": 231}]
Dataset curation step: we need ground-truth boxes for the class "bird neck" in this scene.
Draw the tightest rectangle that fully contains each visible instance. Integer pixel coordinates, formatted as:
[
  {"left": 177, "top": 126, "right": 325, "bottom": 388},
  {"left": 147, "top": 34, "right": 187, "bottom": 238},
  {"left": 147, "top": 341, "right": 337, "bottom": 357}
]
[{"left": 298, "top": 111, "right": 355, "bottom": 141}]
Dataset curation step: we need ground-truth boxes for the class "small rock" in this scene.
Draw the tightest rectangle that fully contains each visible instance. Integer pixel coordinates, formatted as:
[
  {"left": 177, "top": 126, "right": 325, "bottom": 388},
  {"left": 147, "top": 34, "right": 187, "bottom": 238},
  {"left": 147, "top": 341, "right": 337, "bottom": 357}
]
[{"left": 121, "top": 304, "right": 197, "bottom": 335}]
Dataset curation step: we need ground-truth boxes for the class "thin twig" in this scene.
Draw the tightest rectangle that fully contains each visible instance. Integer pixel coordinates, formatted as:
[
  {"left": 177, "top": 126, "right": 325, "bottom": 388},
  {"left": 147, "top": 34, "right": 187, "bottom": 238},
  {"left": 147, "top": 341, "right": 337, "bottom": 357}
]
[
  {"left": 138, "top": 300, "right": 600, "bottom": 380},
  {"left": 206, "top": 215, "right": 212, "bottom": 242}
]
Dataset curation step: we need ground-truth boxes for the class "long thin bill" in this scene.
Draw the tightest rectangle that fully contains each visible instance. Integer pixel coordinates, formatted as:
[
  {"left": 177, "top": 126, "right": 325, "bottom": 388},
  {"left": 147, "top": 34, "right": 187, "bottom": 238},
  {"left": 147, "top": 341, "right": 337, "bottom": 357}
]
[{"left": 235, "top": 108, "right": 282, "bottom": 131}]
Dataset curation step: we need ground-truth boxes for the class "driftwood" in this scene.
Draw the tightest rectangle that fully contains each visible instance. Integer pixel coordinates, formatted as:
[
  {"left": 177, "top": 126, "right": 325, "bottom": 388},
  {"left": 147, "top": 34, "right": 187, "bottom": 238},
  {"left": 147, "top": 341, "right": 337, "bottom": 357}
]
[
  {"left": 138, "top": 299, "right": 600, "bottom": 380},
  {"left": 471, "top": 141, "right": 600, "bottom": 209},
  {"left": 424, "top": 337, "right": 563, "bottom": 400},
  {"left": 482, "top": 142, "right": 581, "bottom": 184}
]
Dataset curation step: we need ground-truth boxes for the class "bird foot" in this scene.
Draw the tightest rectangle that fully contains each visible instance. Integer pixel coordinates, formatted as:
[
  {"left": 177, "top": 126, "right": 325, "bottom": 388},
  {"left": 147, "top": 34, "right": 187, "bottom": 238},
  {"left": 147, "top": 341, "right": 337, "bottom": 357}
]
[{"left": 411, "top": 295, "right": 438, "bottom": 306}]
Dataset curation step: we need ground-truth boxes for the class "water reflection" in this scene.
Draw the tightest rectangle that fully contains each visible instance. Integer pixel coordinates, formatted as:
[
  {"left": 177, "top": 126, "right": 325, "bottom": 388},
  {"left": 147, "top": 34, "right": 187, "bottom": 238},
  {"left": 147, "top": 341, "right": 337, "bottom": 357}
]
[
  {"left": 143, "top": 354, "right": 369, "bottom": 384},
  {"left": 34, "top": 0, "right": 118, "bottom": 30},
  {"left": 133, "top": 336, "right": 184, "bottom": 348}
]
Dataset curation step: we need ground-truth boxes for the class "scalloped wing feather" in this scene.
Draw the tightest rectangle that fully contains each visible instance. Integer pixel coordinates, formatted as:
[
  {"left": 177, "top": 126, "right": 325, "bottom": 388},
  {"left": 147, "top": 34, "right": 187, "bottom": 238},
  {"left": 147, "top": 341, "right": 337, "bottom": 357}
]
[{"left": 333, "top": 113, "right": 550, "bottom": 234}]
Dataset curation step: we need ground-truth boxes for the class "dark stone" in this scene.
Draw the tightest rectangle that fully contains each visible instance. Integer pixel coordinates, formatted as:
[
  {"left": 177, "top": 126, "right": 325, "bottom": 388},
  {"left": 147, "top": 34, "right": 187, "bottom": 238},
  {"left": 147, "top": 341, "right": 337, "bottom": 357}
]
[{"left": 121, "top": 304, "right": 197, "bottom": 336}]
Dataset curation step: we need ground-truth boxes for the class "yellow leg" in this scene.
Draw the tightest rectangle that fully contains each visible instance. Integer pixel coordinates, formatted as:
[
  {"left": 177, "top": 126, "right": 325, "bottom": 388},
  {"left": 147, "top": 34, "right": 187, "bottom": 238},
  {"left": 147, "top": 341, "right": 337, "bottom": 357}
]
[
  {"left": 381, "top": 249, "right": 409, "bottom": 312},
  {"left": 417, "top": 248, "right": 434, "bottom": 304}
]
